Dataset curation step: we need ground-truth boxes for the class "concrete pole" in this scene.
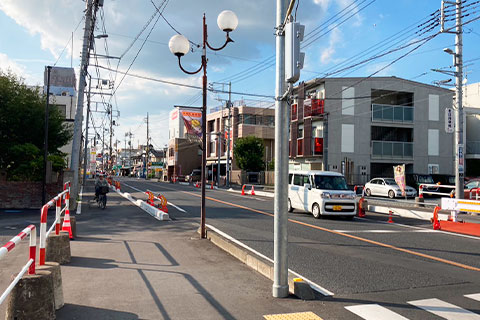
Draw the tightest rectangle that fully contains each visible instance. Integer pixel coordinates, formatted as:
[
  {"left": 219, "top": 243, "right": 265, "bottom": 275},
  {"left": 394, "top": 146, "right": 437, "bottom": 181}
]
[
  {"left": 82, "top": 76, "right": 91, "bottom": 186},
  {"left": 454, "top": 0, "right": 464, "bottom": 200},
  {"left": 217, "top": 133, "right": 221, "bottom": 186},
  {"left": 226, "top": 82, "right": 232, "bottom": 188},
  {"left": 146, "top": 112, "right": 149, "bottom": 179},
  {"left": 109, "top": 104, "right": 113, "bottom": 173},
  {"left": 273, "top": 0, "right": 289, "bottom": 298},
  {"left": 43, "top": 66, "right": 52, "bottom": 205},
  {"left": 70, "top": 0, "right": 94, "bottom": 201}
]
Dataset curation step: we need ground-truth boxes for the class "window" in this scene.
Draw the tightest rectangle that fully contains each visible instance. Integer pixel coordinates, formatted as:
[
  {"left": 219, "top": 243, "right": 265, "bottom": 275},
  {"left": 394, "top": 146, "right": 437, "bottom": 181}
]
[
  {"left": 298, "top": 124, "right": 304, "bottom": 139},
  {"left": 342, "top": 87, "right": 354, "bottom": 115},
  {"left": 313, "top": 175, "right": 348, "bottom": 190},
  {"left": 293, "top": 174, "right": 303, "bottom": 186}
]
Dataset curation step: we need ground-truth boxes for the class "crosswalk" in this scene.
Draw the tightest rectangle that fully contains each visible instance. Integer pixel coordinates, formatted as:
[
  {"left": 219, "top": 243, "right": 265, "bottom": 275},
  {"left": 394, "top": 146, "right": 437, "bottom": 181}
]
[{"left": 345, "top": 293, "right": 480, "bottom": 319}]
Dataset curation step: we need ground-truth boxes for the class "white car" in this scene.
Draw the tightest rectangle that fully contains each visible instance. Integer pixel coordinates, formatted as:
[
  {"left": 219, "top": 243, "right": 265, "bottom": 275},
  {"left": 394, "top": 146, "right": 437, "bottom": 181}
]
[
  {"left": 364, "top": 178, "right": 417, "bottom": 198},
  {"left": 288, "top": 170, "right": 357, "bottom": 219}
]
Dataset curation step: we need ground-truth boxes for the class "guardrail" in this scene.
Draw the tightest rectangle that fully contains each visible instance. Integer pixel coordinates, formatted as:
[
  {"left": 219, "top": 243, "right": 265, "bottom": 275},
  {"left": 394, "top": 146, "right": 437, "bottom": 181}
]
[
  {"left": 0, "top": 225, "right": 37, "bottom": 305},
  {"left": 419, "top": 183, "right": 455, "bottom": 198},
  {"left": 39, "top": 183, "right": 70, "bottom": 265}
]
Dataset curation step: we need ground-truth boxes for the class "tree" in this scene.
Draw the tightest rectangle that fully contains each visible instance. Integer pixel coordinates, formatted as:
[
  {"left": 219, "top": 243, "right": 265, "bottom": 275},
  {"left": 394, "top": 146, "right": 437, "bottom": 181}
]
[
  {"left": 233, "top": 136, "right": 265, "bottom": 172},
  {"left": 0, "top": 70, "right": 71, "bottom": 181}
]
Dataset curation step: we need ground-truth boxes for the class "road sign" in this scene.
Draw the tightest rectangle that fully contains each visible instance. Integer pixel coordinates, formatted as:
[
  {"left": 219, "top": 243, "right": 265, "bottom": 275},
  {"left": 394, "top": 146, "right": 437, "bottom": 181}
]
[{"left": 445, "top": 108, "right": 454, "bottom": 133}]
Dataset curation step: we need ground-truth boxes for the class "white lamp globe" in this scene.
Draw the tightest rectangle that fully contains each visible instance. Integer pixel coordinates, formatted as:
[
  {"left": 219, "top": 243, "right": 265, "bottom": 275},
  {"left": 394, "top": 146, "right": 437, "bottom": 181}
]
[
  {"left": 169, "top": 34, "right": 190, "bottom": 56},
  {"left": 217, "top": 10, "right": 238, "bottom": 32}
]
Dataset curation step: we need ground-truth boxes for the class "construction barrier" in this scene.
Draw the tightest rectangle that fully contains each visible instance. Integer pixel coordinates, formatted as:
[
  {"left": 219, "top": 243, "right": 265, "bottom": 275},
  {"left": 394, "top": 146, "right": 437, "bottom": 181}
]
[
  {"left": 436, "top": 197, "right": 480, "bottom": 236},
  {"left": 419, "top": 183, "right": 455, "bottom": 198},
  {"left": 145, "top": 190, "right": 168, "bottom": 213},
  {"left": 241, "top": 184, "right": 257, "bottom": 196},
  {"left": 469, "top": 188, "right": 479, "bottom": 200},
  {"left": 40, "top": 184, "right": 70, "bottom": 265},
  {"left": 0, "top": 225, "right": 37, "bottom": 304}
]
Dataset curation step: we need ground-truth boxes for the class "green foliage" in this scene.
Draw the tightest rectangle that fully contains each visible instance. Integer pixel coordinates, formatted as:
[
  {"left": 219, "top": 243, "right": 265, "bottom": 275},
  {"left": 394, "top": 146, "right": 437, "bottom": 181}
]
[
  {"left": 233, "top": 136, "right": 265, "bottom": 172},
  {"left": 0, "top": 71, "right": 72, "bottom": 181}
]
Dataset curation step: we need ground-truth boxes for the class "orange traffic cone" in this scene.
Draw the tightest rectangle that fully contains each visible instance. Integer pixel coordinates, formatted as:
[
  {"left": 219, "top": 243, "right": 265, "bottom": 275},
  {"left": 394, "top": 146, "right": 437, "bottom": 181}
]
[
  {"left": 162, "top": 204, "right": 168, "bottom": 213},
  {"left": 241, "top": 185, "right": 246, "bottom": 196},
  {"left": 388, "top": 210, "right": 394, "bottom": 223},
  {"left": 432, "top": 206, "right": 441, "bottom": 230},
  {"left": 62, "top": 209, "right": 73, "bottom": 239},
  {"left": 358, "top": 197, "right": 366, "bottom": 218},
  {"left": 251, "top": 185, "right": 255, "bottom": 195},
  {"left": 211, "top": 181, "right": 214, "bottom": 189}
]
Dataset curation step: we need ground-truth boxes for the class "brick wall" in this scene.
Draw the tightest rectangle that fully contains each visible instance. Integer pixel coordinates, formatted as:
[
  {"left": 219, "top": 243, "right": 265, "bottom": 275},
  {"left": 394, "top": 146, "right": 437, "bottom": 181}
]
[{"left": 0, "top": 177, "right": 64, "bottom": 209}]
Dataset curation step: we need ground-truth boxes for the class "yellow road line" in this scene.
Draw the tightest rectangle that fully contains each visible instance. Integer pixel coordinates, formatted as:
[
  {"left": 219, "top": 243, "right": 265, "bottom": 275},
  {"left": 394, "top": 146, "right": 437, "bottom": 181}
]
[{"left": 180, "top": 189, "right": 480, "bottom": 272}]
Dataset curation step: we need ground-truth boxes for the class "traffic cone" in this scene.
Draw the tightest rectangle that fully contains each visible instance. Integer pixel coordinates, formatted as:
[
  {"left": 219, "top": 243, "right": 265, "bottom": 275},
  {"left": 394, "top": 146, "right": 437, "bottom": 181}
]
[
  {"left": 251, "top": 185, "right": 255, "bottom": 195},
  {"left": 388, "top": 210, "right": 394, "bottom": 223},
  {"left": 211, "top": 181, "right": 214, "bottom": 189},
  {"left": 432, "top": 206, "right": 441, "bottom": 230},
  {"left": 358, "top": 197, "right": 366, "bottom": 218},
  {"left": 62, "top": 209, "right": 74, "bottom": 239},
  {"left": 241, "top": 185, "right": 246, "bottom": 196},
  {"left": 162, "top": 204, "right": 168, "bottom": 213}
]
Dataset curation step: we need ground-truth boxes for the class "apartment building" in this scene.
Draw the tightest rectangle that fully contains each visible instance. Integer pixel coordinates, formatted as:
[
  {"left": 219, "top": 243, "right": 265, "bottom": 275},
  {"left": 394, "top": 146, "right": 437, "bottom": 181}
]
[
  {"left": 290, "top": 77, "right": 455, "bottom": 184},
  {"left": 464, "top": 82, "right": 480, "bottom": 177},
  {"left": 206, "top": 101, "right": 275, "bottom": 184}
]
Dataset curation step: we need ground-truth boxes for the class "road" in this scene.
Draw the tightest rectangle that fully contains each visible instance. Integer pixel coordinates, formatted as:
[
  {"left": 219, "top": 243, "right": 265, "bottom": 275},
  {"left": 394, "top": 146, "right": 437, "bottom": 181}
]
[{"left": 119, "top": 177, "right": 480, "bottom": 320}]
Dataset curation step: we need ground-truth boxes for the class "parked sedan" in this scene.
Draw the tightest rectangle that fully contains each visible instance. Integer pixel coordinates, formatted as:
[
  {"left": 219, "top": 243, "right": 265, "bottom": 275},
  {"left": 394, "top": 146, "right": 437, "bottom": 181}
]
[
  {"left": 465, "top": 179, "right": 480, "bottom": 199},
  {"left": 364, "top": 178, "right": 417, "bottom": 199}
]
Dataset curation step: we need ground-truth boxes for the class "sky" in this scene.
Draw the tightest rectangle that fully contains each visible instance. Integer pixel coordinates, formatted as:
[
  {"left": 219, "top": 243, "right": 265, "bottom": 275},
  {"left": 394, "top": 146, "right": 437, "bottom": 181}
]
[{"left": 1, "top": 0, "right": 480, "bottom": 152}]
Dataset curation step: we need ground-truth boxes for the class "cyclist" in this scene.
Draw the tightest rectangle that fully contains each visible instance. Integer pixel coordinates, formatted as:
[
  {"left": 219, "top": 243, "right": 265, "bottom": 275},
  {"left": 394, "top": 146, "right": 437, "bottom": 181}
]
[{"left": 94, "top": 174, "right": 109, "bottom": 200}]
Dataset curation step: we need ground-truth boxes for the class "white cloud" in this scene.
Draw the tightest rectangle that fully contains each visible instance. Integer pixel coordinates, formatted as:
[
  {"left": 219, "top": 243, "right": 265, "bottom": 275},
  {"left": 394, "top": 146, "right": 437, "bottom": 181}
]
[
  {"left": 0, "top": 52, "right": 42, "bottom": 83},
  {"left": 320, "top": 27, "right": 342, "bottom": 64},
  {"left": 365, "top": 62, "right": 394, "bottom": 76}
]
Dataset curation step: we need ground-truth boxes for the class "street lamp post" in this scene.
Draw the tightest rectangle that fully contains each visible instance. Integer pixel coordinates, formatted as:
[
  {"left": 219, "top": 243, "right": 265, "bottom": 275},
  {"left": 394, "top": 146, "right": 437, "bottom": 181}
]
[{"left": 169, "top": 10, "right": 238, "bottom": 238}]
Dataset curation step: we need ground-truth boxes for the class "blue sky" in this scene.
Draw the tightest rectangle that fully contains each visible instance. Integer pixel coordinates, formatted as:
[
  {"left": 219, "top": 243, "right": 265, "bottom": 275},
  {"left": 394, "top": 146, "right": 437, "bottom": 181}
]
[{"left": 1, "top": 0, "right": 479, "bottom": 150}]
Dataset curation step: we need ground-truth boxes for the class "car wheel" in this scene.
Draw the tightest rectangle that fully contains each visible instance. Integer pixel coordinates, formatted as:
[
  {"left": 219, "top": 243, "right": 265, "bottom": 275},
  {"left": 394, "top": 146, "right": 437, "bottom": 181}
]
[
  {"left": 365, "top": 188, "right": 371, "bottom": 197},
  {"left": 388, "top": 190, "right": 395, "bottom": 199},
  {"left": 312, "top": 203, "right": 321, "bottom": 219},
  {"left": 287, "top": 199, "right": 293, "bottom": 212}
]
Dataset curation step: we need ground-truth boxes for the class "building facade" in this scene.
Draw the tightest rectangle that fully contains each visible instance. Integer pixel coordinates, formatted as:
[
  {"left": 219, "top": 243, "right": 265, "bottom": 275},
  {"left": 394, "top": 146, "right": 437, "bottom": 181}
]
[
  {"left": 464, "top": 82, "right": 480, "bottom": 177},
  {"left": 290, "top": 77, "right": 455, "bottom": 185},
  {"left": 206, "top": 102, "right": 275, "bottom": 184}
]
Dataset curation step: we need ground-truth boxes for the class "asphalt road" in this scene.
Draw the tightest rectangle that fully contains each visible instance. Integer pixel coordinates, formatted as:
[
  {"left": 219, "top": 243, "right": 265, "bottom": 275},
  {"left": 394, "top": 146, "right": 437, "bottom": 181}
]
[{"left": 119, "top": 177, "right": 480, "bottom": 320}]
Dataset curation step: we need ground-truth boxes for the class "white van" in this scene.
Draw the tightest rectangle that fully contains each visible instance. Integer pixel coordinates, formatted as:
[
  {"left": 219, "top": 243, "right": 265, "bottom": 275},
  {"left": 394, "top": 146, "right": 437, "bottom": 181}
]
[{"left": 288, "top": 170, "right": 356, "bottom": 219}]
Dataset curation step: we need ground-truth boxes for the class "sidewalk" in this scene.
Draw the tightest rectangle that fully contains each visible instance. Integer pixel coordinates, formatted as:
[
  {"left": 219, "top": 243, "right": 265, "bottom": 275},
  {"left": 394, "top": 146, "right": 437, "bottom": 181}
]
[{"left": 56, "top": 181, "right": 326, "bottom": 319}]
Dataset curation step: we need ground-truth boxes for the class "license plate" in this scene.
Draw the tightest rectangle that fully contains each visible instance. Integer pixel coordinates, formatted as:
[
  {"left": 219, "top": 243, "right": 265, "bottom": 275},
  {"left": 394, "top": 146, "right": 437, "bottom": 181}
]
[{"left": 332, "top": 205, "right": 342, "bottom": 211}]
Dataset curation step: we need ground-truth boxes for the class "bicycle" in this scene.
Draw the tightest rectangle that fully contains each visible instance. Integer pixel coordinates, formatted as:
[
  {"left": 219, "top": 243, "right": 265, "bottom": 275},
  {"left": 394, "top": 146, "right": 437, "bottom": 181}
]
[{"left": 96, "top": 185, "right": 109, "bottom": 210}]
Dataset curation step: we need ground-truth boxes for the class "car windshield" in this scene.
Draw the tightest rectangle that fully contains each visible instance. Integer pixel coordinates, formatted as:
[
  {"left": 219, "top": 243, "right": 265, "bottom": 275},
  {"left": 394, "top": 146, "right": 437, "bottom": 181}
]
[
  {"left": 384, "top": 179, "right": 398, "bottom": 186},
  {"left": 313, "top": 175, "right": 349, "bottom": 190},
  {"left": 418, "top": 175, "right": 434, "bottom": 183}
]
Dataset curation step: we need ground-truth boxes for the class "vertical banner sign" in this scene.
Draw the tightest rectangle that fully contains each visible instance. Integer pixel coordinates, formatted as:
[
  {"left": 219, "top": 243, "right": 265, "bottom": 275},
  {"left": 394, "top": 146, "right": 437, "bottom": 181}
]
[
  {"left": 394, "top": 164, "right": 406, "bottom": 196},
  {"left": 458, "top": 144, "right": 464, "bottom": 174},
  {"left": 182, "top": 111, "right": 202, "bottom": 137},
  {"left": 445, "top": 108, "right": 454, "bottom": 133}
]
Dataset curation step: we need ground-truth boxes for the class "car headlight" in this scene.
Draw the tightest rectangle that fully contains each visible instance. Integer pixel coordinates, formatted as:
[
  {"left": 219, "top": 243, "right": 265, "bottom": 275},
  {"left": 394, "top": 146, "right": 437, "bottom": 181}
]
[
  {"left": 321, "top": 192, "right": 331, "bottom": 199},
  {"left": 345, "top": 193, "right": 355, "bottom": 199}
]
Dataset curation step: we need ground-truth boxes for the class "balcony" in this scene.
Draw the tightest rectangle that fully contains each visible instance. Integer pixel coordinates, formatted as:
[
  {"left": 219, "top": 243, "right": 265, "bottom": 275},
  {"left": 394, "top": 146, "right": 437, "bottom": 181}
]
[
  {"left": 467, "top": 141, "right": 480, "bottom": 157},
  {"left": 372, "top": 140, "right": 413, "bottom": 159},
  {"left": 291, "top": 104, "right": 298, "bottom": 121},
  {"left": 304, "top": 99, "right": 324, "bottom": 117},
  {"left": 372, "top": 104, "right": 414, "bottom": 123},
  {"left": 297, "top": 139, "right": 303, "bottom": 156}
]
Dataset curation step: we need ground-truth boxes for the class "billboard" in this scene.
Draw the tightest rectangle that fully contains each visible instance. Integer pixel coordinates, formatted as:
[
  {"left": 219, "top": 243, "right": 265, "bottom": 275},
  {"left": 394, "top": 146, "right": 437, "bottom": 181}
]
[{"left": 182, "top": 111, "right": 202, "bottom": 137}]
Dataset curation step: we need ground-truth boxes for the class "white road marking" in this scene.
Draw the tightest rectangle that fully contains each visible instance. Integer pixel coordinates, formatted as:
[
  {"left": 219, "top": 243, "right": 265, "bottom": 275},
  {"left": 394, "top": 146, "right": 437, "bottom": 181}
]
[
  {"left": 408, "top": 298, "right": 480, "bottom": 320},
  {"left": 356, "top": 217, "right": 480, "bottom": 241},
  {"left": 122, "top": 182, "right": 187, "bottom": 213},
  {"left": 333, "top": 229, "right": 436, "bottom": 233},
  {"left": 206, "top": 223, "right": 334, "bottom": 297},
  {"left": 345, "top": 304, "right": 409, "bottom": 320},
  {"left": 465, "top": 293, "right": 480, "bottom": 301}
]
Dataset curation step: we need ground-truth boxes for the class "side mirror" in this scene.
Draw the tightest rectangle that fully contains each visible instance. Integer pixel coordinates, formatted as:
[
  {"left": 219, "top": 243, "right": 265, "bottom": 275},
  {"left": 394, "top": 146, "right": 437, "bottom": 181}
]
[{"left": 304, "top": 183, "right": 311, "bottom": 190}]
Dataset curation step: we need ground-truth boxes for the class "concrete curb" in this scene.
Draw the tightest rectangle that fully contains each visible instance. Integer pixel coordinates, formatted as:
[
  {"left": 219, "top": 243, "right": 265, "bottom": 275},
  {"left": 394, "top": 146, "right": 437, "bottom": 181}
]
[
  {"left": 113, "top": 188, "right": 169, "bottom": 221},
  {"left": 204, "top": 224, "right": 333, "bottom": 298}
]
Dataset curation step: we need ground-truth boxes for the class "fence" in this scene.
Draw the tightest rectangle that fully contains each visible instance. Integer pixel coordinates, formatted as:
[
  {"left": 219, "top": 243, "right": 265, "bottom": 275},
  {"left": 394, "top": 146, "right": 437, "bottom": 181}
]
[
  {"left": 39, "top": 182, "right": 70, "bottom": 265},
  {"left": 419, "top": 183, "right": 455, "bottom": 198},
  {"left": 0, "top": 225, "right": 37, "bottom": 305}
]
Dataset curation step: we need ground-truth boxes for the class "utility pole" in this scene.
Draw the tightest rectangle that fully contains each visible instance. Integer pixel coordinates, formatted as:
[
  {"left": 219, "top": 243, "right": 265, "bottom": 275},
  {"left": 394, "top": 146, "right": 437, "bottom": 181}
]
[
  {"left": 70, "top": 0, "right": 98, "bottom": 202},
  {"left": 226, "top": 82, "right": 232, "bottom": 188},
  {"left": 441, "top": 0, "right": 464, "bottom": 202},
  {"left": 43, "top": 66, "right": 52, "bottom": 205},
  {"left": 217, "top": 133, "right": 221, "bottom": 186},
  {"left": 273, "top": 0, "right": 289, "bottom": 298},
  {"left": 146, "top": 112, "right": 149, "bottom": 179},
  {"left": 109, "top": 104, "right": 113, "bottom": 174},
  {"left": 102, "top": 128, "right": 105, "bottom": 172},
  {"left": 82, "top": 76, "right": 92, "bottom": 186}
]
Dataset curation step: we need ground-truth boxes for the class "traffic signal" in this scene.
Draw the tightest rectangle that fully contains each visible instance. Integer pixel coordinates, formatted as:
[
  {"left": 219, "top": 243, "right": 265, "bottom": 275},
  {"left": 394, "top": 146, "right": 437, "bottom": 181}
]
[{"left": 285, "top": 21, "right": 305, "bottom": 83}]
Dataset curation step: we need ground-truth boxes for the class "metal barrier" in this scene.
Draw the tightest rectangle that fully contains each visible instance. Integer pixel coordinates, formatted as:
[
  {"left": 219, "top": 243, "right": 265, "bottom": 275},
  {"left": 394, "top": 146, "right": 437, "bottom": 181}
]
[
  {"left": 39, "top": 182, "right": 70, "bottom": 265},
  {"left": 419, "top": 183, "right": 455, "bottom": 198},
  {"left": 0, "top": 225, "right": 37, "bottom": 304},
  {"left": 469, "top": 188, "right": 479, "bottom": 200}
]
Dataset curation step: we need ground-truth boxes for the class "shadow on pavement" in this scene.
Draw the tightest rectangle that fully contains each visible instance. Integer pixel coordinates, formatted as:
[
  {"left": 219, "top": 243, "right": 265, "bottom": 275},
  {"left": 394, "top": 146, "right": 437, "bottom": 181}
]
[
  {"left": 56, "top": 304, "right": 139, "bottom": 319},
  {"left": 68, "top": 256, "right": 118, "bottom": 269}
]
